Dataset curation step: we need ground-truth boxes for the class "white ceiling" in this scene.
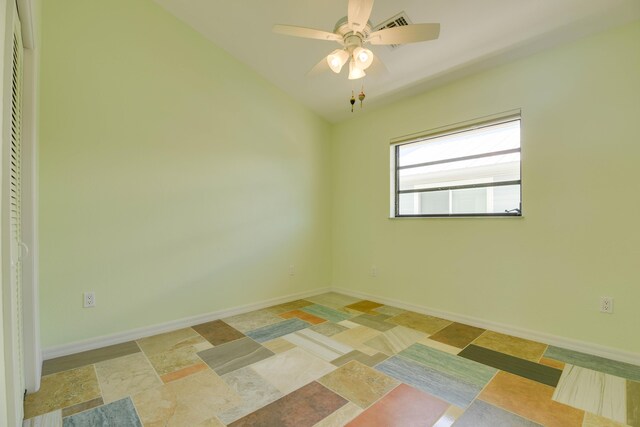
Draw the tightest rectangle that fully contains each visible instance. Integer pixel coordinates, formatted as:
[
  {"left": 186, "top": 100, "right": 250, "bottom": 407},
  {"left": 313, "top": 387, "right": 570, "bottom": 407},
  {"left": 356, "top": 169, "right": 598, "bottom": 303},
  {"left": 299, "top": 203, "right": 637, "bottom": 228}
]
[{"left": 153, "top": 0, "right": 640, "bottom": 123}]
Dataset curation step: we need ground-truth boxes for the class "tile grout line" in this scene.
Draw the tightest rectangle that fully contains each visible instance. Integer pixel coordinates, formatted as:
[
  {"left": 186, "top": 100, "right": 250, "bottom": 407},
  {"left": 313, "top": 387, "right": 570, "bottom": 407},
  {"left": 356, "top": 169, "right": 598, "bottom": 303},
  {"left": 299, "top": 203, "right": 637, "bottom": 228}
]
[
  {"left": 61, "top": 365, "right": 106, "bottom": 419},
  {"left": 93, "top": 345, "right": 156, "bottom": 424},
  {"left": 29, "top": 294, "right": 635, "bottom": 426},
  {"left": 461, "top": 369, "right": 541, "bottom": 425},
  {"left": 40, "top": 340, "right": 145, "bottom": 378},
  {"left": 372, "top": 329, "right": 552, "bottom": 426},
  {"left": 92, "top": 362, "right": 106, "bottom": 405},
  {"left": 537, "top": 344, "right": 550, "bottom": 364},
  {"left": 349, "top": 380, "right": 401, "bottom": 414},
  {"left": 30, "top": 350, "right": 150, "bottom": 422},
  {"left": 128, "top": 390, "right": 145, "bottom": 427},
  {"left": 313, "top": 376, "right": 378, "bottom": 419},
  {"left": 470, "top": 368, "right": 586, "bottom": 426},
  {"left": 480, "top": 338, "right": 611, "bottom": 425},
  {"left": 137, "top": 341, "right": 164, "bottom": 385}
]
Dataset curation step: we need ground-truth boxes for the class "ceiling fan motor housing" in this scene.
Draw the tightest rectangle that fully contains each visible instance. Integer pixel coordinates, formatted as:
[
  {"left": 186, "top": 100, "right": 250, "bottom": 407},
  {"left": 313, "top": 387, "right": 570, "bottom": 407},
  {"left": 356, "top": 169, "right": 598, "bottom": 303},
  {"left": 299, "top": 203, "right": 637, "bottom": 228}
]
[{"left": 334, "top": 16, "right": 373, "bottom": 52}]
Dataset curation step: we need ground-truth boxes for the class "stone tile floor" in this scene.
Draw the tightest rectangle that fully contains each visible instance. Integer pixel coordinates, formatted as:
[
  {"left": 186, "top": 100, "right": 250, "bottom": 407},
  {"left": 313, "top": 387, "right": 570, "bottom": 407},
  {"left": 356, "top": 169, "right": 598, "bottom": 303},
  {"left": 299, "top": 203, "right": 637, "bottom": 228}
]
[{"left": 24, "top": 292, "right": 640, "bottom": 426}]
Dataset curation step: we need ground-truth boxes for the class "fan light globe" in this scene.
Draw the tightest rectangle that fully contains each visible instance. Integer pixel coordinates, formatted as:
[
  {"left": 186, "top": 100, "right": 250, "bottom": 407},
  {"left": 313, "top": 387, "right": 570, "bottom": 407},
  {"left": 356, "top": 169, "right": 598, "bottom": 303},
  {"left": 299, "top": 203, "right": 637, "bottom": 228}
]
[
  {"left": 348, "top": 59, "right": 366, "bottom": 80},
  {"left": 353, "top": 47, "right": 374, "bottom": 70},
  {"left": 327, "top": 49, "right": 349, "bottom": 73}
]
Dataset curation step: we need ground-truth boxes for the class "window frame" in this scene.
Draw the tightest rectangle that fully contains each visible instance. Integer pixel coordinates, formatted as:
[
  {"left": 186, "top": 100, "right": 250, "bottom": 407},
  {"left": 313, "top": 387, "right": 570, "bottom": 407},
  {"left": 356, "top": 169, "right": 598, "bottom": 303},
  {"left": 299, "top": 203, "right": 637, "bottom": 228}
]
[{"left": 390, "top": 113, "right": 523, "bottom": 218}]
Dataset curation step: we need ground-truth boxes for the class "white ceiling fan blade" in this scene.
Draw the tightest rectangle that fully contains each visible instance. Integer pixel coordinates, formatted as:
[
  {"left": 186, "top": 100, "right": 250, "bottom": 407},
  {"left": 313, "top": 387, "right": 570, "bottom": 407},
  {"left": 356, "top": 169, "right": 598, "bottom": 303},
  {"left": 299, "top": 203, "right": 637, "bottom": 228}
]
[
  {"left": 348, "top": 0, "right": 374, "bottom": 32},
  {"left": 366, "top": 55, "right": 388, "bottom": 78},
  {"left": 307, "top": 56, "right": 331, "bottom": 77},
  {"left": 368, "top": 23, "right": 440, "bottom": 45},
  {"left": 273, "top": 24, "right": 342, "bottom": 42}
]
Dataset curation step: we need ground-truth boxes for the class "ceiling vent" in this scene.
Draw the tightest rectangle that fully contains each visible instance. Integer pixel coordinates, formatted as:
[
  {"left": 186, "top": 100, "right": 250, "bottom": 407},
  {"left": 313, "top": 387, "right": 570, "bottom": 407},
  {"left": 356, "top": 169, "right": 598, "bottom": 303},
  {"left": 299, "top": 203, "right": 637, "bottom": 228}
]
[{"left": 373, "top": 12, "right": 411, "bottom": 50}]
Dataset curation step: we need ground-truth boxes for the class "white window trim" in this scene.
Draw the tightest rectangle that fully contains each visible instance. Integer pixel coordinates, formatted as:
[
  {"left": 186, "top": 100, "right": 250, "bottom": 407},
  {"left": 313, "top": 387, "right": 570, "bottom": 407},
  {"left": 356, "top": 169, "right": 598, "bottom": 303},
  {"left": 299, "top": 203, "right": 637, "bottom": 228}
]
[{"left": 389, "top": 110, "right": 523, "bottom": 218}]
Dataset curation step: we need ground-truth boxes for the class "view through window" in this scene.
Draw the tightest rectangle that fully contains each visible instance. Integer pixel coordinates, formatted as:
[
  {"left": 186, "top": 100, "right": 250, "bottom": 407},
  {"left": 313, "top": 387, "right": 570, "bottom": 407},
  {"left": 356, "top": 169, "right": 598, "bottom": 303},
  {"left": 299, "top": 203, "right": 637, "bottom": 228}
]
[{"left": 391, "top": 116, "right": 521, "bottom": 217}]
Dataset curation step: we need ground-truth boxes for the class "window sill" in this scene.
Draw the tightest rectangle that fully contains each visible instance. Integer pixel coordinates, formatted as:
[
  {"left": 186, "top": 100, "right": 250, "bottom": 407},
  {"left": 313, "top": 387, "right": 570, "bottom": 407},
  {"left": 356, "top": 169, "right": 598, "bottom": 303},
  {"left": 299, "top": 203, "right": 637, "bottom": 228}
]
[{"left": 389, "top": 214, "right": 524, "bottom": 219}]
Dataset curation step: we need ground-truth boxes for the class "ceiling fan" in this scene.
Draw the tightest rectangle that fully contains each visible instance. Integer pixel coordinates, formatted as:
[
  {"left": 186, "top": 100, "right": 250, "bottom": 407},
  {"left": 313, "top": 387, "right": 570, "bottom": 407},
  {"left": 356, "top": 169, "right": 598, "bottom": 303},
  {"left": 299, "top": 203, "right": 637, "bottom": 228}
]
[{"left": 273, "top": 0, "right": 440, "bottom": 80}]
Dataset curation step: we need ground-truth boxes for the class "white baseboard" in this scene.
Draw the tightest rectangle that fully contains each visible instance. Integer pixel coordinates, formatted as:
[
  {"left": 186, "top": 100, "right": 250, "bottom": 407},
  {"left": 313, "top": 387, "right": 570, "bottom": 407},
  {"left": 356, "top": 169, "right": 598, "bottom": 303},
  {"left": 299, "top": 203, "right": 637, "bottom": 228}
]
[
  {"left": 332, "top": 287, "right": 640, "bottom": 366},
  {"left": 43, "top": 287, "right": 331, "bottom": 360},
  {"left": 44, "top": 285, "right": 640, "bottom": 366}
]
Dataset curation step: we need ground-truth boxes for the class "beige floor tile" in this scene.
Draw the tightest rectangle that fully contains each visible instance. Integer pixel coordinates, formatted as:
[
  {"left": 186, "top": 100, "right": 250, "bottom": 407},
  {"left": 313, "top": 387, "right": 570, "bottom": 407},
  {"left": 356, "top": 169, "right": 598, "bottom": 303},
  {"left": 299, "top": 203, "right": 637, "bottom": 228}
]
[
  {"left": 132, "top": 369, "right": 240, "bottom": 427},
  {"left": 331, "top": 350, "right": 388, "bottom": 368},
  {"left": 161, "top": 363, "right": 209, "bottom": 383},
  {"left": 192, "top": 340, "right": 215, "bottom": 352},
  {"left": 338, "top": 320, "right": 362, "bottom": 329},
  {"left": 332, "top": 326, "right": 381, "bottom": 356},
  {"left": 264, "top": 299, "right": 313, "bottom": 314},
  {"left": 365, "top": 326, "right": 426, "bottom": 355},
  {"left": 313, "top": 402, "right": 363, "bottom": 427},
  {"left": 310, "top": 322, "right": 349, "bottom": 337},
  {"left": 136, "top": 328, "right": 201, "bottom": 356},
  {"left": 196, "top": 417, "right": 227, "bottom": 426},
  {"left": 283, "top": 329, "right": 353, "bottom": 361},
  {"left": 305, "top": 292, "right": 361, "bottom": 310},
  {"left": 147, "top": 341, "right": 211, "bottom": 376},
  {"left": 387, "top": 311, "right": 452, "bottom": 335},
  {"left": 250, "top": 347, "right": 335, "bottom": 395},
  {"left": 22, "top": 409, "right": 62, "bottom": 426},
  {"left": 373, "top": 306, "right": 406, "bottom": 317},
  {"left": 24, "top": 365, "right": 101, "bottom": 419},
  {"left": 217, "top": 366, "right": 283, "bottom": 424},
  {"left": 95, "top": 353, "right": 162, "bottom": 403},
  {"left": 582, "top": 412, "right": 631, "bottom": 426},
  {"left": 417, "top": 337, "right": 461, "bottom": 355},
  {"left": 262, "top": 337, "right": 296, "bottom": 354},
  {"left": 137, "top": 328, "right": 211, "bottom": 377},
  {"left": 222, "top": 309, "right": 286, "bottom": 332},
  {"left": 319, "top": 360, "right": 399, "bottom": 408},
  {"left": 473, "top": 330, "right": 548, "bottom": 362}
]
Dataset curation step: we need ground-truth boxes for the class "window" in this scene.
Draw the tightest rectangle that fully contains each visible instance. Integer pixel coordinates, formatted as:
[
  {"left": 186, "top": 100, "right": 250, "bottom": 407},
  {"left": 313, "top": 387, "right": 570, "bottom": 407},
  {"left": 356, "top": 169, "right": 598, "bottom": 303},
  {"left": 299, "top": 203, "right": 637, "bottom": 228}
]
[{"left": 391, "top": 114, "right": 522, "bottom": 217}]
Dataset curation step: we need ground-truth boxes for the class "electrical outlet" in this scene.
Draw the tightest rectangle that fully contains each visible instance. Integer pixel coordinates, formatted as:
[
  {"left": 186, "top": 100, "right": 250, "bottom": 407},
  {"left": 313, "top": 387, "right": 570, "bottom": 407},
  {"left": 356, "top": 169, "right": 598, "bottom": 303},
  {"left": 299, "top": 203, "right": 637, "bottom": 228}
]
[
  {"left": 288, "top": 264, "right": 295, "bottom": 276},
  {"left": 370, "top": 266, "right": 378, "bottom": 277},
  {"left": 600, "top": 297, "right": 613, "bottom": 314},
  {"left": 84, "top": 291, "right": 96, "bottom": 308}
]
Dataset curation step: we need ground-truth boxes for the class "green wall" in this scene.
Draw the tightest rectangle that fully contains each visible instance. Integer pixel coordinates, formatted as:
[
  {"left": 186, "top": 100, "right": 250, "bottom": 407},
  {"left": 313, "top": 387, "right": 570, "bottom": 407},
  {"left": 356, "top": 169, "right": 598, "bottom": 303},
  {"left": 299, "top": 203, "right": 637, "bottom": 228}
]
[
  {"left": 38, "top": 0, "right": 332, "bottom": 347},
  {"left": 39, "top": 0, "right": 640, "bottom": 357},
  {"left": 331, "top": 21, "right": 640, "bottom": 354}
]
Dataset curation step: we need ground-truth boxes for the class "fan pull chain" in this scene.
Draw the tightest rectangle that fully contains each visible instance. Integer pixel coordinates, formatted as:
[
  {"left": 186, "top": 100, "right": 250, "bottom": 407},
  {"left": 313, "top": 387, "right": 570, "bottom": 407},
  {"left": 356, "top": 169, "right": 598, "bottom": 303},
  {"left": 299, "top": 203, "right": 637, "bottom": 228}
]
[
  {"left": 359, "top": 85, "right": 366, "bottom": 108},
  {"left": 350, "top": 90, "right": 355, "bottom": 112}
]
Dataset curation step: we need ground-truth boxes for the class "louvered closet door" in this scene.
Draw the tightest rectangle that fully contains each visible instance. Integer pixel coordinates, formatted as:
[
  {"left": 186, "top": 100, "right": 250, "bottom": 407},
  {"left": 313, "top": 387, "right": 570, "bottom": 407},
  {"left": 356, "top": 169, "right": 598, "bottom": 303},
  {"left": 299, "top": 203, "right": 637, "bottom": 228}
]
[{"left": 8, "top": 4, "right": 26, "bottom": 407}]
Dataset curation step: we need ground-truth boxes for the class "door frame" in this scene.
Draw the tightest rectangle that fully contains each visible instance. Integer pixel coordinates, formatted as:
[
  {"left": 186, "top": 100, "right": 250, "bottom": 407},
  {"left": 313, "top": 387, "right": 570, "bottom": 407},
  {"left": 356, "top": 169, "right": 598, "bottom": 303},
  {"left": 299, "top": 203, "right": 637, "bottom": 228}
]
[
  {"left": 17, "top": 0, "right": 40, "bottom": 394},
  {"left": 0, "top": 0, "right": 39, "bottom": 424}
]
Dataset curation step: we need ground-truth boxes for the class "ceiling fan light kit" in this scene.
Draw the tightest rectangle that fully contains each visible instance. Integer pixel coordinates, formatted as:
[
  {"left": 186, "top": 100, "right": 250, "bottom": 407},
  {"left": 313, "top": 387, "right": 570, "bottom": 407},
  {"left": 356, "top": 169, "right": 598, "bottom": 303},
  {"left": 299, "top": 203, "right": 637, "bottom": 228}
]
[
  {"left": 327, "top": 49, "right": 349, "bottom": 73},
  {"left": 273, "top": 0, "right": 440, "bottom": 107},
  {"left": 353, "top": 47, "right": 373, "bottom": 69},
  {"left": 348, "top": 59, "right": 366, "bottom": 80}
]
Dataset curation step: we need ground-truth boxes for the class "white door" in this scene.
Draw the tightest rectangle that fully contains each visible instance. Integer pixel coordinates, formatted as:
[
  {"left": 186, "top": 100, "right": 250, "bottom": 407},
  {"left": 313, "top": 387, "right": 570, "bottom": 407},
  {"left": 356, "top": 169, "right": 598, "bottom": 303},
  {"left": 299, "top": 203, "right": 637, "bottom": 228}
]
[{"left": 2, "top": 4, "right": 26, "bottom": 424}]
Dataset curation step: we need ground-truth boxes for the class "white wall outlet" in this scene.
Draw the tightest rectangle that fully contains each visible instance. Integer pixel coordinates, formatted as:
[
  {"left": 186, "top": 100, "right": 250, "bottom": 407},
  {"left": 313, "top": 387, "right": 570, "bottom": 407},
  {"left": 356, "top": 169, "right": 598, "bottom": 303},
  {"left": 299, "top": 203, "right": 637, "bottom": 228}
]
[
  {"left": 600, "top": 297, "right": 613, "bottom": 314},
  {"left": 370, "top": 266, "right": 378, "bottom": 277},
  {"left": 83, "top": 291, "right": 96, "bottom": 308},
  {"left": 288, "top": 264, "right": 295, "bottom": 276}
]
